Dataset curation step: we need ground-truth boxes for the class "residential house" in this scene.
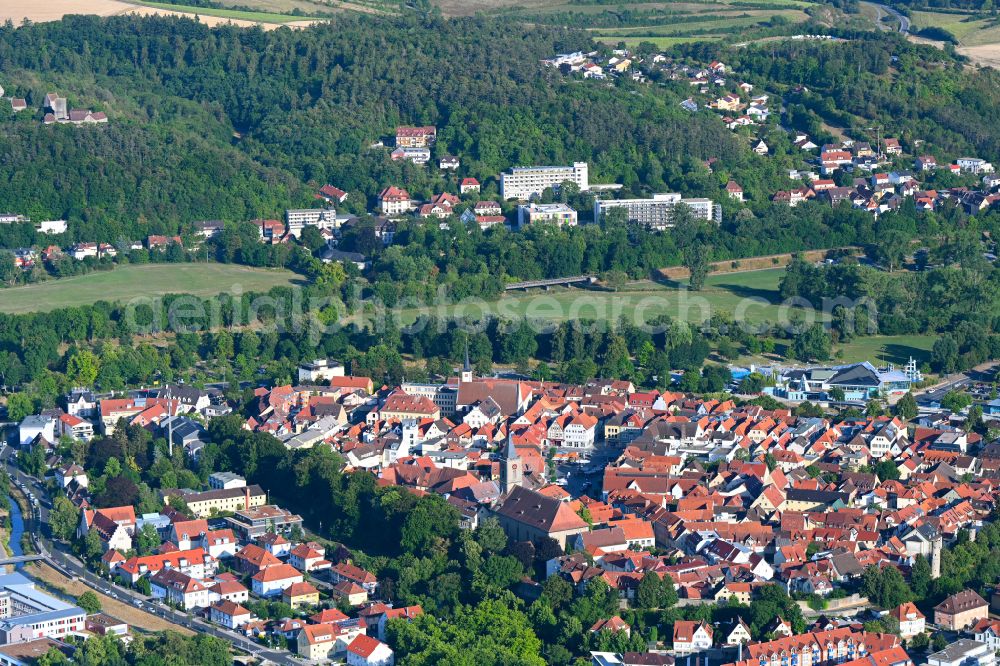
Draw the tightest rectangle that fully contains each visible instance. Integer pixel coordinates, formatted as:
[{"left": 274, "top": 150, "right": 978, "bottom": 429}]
[
  {"left": 333, "top": 580, "right": 368, "bottom": 606},
  {"left": 289, "top": 543, "right": 330, "bottom": 573},
  {"left": 395, "top": 126, "right": 436, "bottom": 148},
  {"left": 725, "top": 181, "right": 744, "bottom": 202},
  {"left": 282, "top": 581, "right": 320, "bottom": 609},
  {"left": 347, "top": 634, "right": 394, "bottom": 666},
  {"left": 115, "top": 548, "right": 216, "bottom": 585},
  {"left": 373, "top": 606, "right": 423, "bottom": 641},
  {"left": 210, "top": 600, "right": 252, "bottom": 630},
  {"left": 298, "top": 624, "right": 338, "bottom": 662},
  {"left": 317, "top": 185, "right": 349, "bottom": 204},
  {"left": 150, "top": 569, "right": 211, "bottom": 610},
  {"left": 973, "top": 619, "right": 1000, "bottom": 652},
  {"left": 935, "top": 589, "right": 988, "bottom": 630},
  {"left": 891, "top": 602, "right": 925, "bottom": 638},
  {"left": 723, "top": 618, "right": 752, "bottom": 646},
  {"left": 78, "top": 506, "right": 136, "bottom": 552},
  {"left": 330, "top": 562, "right": 378, "bottom": 594},
  {"left": 251, "top": 564, "right": 303, "bottom": 598},
  {"left": 673, "top": 620, "right": 713, "bottom": 655},
  {"left": 379, "top": 186, "right": 413, "bottom": 216}
]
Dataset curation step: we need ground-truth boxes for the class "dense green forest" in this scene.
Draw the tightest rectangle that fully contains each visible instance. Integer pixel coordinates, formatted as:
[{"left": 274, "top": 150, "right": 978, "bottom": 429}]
[{"left": 0, "top": 13, "right": 749, "bottom": 225}]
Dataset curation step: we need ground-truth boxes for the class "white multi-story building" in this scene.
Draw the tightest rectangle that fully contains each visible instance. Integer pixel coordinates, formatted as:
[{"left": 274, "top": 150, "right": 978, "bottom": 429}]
[
  {"left": 36, "top": 220, "right": 67, "bottom": 234},
  {"left": 594, "top": 193, "right": 717, "bottom": 230},
  {"left": 17, "top": 415, "right": 55, "bottom": 448},
  {"left": 298, "top": 359, "right": 345, "bottom": 384},
  {"left": 501, "top": 162, "right": 589, "bottom": 200},
  {"left": 957, "top": 157, "right": 994, "bottom": 174},
  {"left": 150, "top": 569, "right": 212, "bottom": 610},
  {"left": 517, "top": 203, "right": 578, "bottom": 228},
  {"left": 285, "top": 209, "right": 338, "bottom": 237},
  {"left": 0, "top": 573, "right": 86, "bottom": 645},
  {"left": 400, "top": 382, "right": 458, "bottom": 416}
]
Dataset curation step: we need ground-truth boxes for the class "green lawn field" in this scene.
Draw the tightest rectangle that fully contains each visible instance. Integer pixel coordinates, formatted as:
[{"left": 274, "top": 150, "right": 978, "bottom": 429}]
[
  {"left": 386, "top": 268, "right": 808, "bottom": 327},
  {"left": 834, "top": 334, "right": 936, "bottom": 366},
  {"left": 0, "top": 264, "right": 300, "bottom": 314}
]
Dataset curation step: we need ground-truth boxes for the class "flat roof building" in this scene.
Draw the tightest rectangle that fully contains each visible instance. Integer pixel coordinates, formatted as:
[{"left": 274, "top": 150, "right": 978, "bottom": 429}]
[
  {"left": 594, "top": 194, "right": 718, "bottom": 230},
  {"left": 501, "top": 163, "right": 589, "bottom": 200},
  {"left": 517, "top": 203, "right": 578, "bottom": 228}
]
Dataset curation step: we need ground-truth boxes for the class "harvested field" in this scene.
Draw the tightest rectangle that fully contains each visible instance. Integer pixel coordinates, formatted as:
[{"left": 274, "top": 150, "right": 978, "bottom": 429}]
[
  {"left": 958, "top": 43, "right": 1000, "bottom": 67},
  {"left": 658, "top": 247, "right": 858, "bottom": 280},
  {"left": 1, "top": 0, "right": 323, "bottom": 29},
  {"left": 1, "top": 0, "right": 137, "bottom": 23}
]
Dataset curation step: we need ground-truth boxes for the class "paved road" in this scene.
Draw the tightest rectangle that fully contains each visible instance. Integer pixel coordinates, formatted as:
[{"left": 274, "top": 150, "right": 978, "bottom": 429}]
[
  {"left": 869, "top": 2, "right": 910, "bottom": 32},
  {"left": 914, "top": 361, "right": 999, "bottom": 407},
  {"left": 1, "top": 449, "right": 297, "bottom": 665}
]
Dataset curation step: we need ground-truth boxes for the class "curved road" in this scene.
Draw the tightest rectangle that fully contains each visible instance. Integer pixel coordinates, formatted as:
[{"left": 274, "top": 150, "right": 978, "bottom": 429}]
[{"left": 869, "top": 2, "right": 910, "bottom": 33}]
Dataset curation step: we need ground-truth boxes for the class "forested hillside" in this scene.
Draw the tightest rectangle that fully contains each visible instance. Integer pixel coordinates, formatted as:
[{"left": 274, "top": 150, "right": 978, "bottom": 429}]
[
  {"left": 0, "top": 14, "right": 748, "bottom": 224},
  {"left": 0, "top": 14, "right": 996, "bottom": 232}
]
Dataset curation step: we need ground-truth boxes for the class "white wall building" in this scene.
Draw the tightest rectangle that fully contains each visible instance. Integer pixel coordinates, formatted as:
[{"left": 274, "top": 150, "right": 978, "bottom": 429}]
[
  {"left": 594, "top": 193, "right": 717, "bottom": 230},
  {"left": 298, "top": 359, "right": 345, "bottom": 384},
  {"left": 501, "top": 162, "right": 589, "bottom": 200},
  {"left": 928, "top": 640, "right": 995, "bottom": 666},
  {"left": 517, "top": 203, "right": 578, "bottom": 228},
  {"left": 0, "top": 573, "right": 86, "bottom": 645},
  {"left": 285, "top": 209, "right": 338, "bottom": 237},
  {"left": 36, "top": 220, "right": 67, "bottom": 234},
  {"left": 18, "top": 415, "right": 55, "bottom": 448}
]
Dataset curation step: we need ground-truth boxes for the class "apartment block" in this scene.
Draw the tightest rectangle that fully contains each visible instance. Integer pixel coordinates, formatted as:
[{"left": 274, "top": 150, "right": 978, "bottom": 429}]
[
  {"left": 500, "top": 163, "right": 589, "bottom": 200},
  {"left": 594, "top": 193, "right": 718, "bottom": 230}
]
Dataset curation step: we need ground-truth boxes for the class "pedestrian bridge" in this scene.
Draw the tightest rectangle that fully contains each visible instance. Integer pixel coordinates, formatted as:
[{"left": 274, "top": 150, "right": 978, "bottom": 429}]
[
  {"left": 0, "top": 555, "right": 45, "bottom": 565},
  {"left": 504, "top": 275, "right": 598, "bottom": 291}
]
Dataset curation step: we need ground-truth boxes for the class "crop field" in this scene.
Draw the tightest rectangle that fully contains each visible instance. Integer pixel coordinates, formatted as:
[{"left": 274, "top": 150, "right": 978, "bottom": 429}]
[
  {"left": 1, "top": 0, "right": 327, "bottom": 28},
  {"left": 906, "top": 8, "right": 1000, "bottom": 65},
  {"left": 0, "top": 264, "right": 300, "bottom": 314},
  {"left": 206, "top": 0, "right": 384, "bottom": 15},
  {"left": 589, "top": 6, "right": 811, "bottom": 45},
  {"left": 910, "top": 10, "right": 994, "bottom": 43},
  {"left": 131, "top": 1, "right": 318, "bottom": 22}
]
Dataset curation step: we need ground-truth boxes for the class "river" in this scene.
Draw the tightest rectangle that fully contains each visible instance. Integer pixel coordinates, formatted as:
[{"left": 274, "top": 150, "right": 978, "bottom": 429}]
[{"left": 6, "top": 494, "right": 24, "bottom": 563}]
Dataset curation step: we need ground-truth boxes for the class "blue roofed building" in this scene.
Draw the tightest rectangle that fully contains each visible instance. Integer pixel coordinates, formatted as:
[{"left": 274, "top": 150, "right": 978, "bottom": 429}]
[
  {"left": 770, "top": 360, "right": 919, "bottom": 403},
  {"left": 0, "top": 573, "right": 86, "bottom": 644}
]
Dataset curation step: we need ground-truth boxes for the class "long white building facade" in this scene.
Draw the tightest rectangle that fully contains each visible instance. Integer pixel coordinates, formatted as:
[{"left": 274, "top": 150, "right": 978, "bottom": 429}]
[
  {"left": 500, "top": 162, "right": 589, "bottom": 200},
  {"left": 593, "top": 193, "right": 718, "bottom": 230}
]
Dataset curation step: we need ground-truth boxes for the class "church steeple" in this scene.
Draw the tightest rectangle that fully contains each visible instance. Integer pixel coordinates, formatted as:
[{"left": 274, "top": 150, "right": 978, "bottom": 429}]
[
  {"left": 500, "top": 438, "right": 523, "bottom": 494},
  {"left": 461, "top": 338, "right": 473, "bottom": 383}
]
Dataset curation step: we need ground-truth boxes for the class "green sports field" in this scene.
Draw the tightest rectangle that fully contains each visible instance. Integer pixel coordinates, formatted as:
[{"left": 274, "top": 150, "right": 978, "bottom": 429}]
[{"left": 0, "top": 263, "right": 300, "bottom": 314}]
